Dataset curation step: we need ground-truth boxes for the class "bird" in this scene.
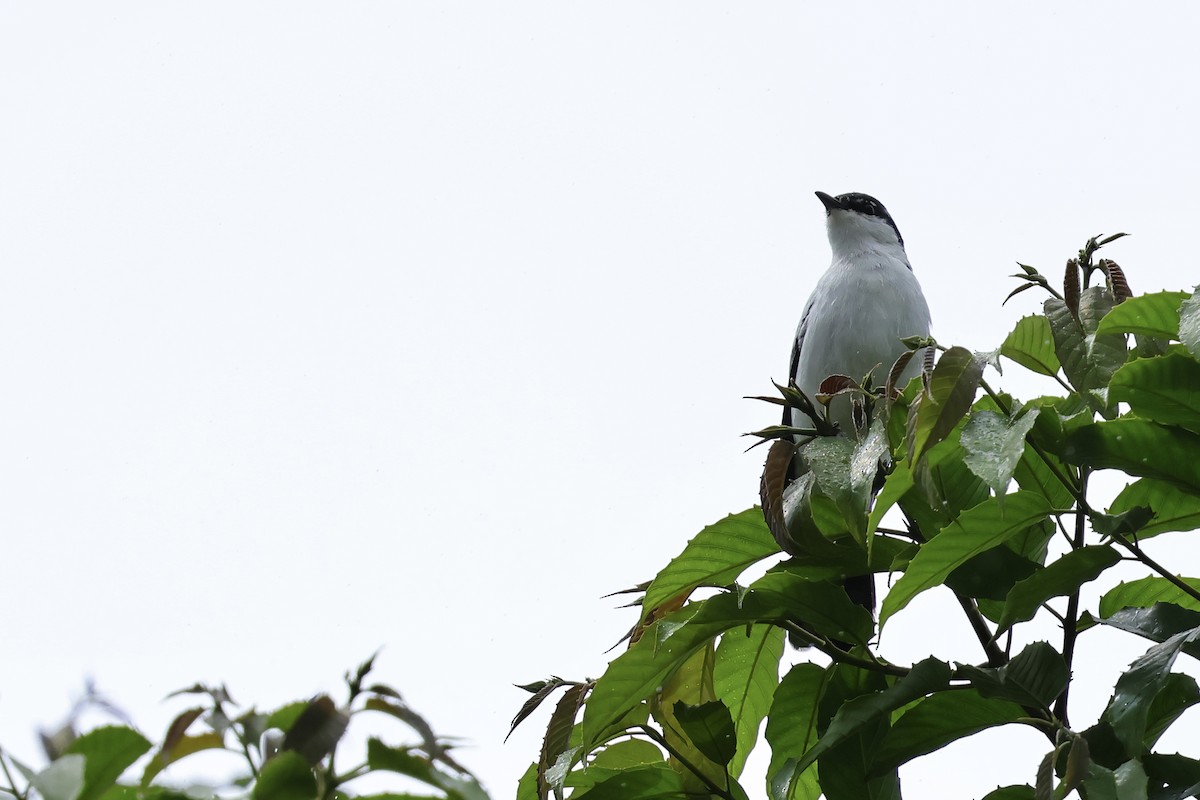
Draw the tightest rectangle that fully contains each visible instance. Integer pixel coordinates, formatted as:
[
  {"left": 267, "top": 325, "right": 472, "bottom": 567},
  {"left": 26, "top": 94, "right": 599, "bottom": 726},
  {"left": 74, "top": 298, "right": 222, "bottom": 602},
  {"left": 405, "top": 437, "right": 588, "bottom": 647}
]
[{"left": 786, "top": 190, "right": 932, "bottom": 611}]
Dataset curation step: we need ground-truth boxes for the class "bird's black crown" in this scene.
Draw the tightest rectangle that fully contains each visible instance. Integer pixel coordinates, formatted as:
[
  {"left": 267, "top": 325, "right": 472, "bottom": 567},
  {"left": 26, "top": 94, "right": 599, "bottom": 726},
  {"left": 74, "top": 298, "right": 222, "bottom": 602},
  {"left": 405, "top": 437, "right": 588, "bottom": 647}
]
[{"left": 829, "top": 192, "right": 903, "bottom": 247}]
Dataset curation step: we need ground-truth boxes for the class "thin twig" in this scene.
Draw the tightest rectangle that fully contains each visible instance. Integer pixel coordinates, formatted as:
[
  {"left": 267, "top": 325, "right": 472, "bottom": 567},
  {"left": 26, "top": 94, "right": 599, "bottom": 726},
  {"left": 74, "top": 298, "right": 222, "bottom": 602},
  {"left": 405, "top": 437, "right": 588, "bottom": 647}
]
[
  {"left": 780, "top": 622, "right": 911, "bottom": 677},
  {"left": 1108, "top": 533, "right": 1200, "bottom": 605},
  {"left": 637, "top": 725, "right": 734, "bottom": 800},
  {"left": 954, "top": 594, "right": 1007, "bottom": 667}
]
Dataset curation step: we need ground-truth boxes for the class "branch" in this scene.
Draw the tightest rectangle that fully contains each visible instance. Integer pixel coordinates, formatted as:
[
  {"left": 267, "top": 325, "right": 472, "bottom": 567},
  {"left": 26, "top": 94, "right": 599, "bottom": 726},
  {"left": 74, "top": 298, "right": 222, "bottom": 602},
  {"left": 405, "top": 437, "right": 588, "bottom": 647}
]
[
  {"left": 1054, "top": 471, "right": 1089, "bottom": 724},
  {"left": 1108, "top": 533, "right": 1200, "bottom": 605},
  {"left": 953, "top": 593, "right": 1007, "bottom": 667},
  {"left": 780, "top": 621, "right": 911, "bottom": 677},
  {"left": 636, "top": 725, "right": 735, "bottom": 800}
]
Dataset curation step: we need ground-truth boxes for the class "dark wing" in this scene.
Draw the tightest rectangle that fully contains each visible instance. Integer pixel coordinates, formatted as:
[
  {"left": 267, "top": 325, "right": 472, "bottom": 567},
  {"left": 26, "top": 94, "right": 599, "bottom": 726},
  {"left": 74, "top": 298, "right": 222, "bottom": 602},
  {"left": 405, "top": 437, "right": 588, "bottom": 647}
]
[{"left": 785, "top": 299, "right": 813, "bottom": 428}]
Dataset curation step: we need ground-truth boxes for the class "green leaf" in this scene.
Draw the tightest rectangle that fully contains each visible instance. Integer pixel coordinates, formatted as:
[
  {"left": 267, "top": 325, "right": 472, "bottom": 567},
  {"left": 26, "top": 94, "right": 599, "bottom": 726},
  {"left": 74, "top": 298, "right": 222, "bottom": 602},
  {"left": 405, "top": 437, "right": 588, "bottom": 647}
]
[
  {"left": 1103, "top": 627, "right": 1200, "bottom": 755},
  {"left": 980, "top": 786, "right": 1035, "bottom": 800},
  {"left": 945, "top": 545, "right": 1039, "bottom": 602},
  {"left": 1001, "top": 315, "right": 1060, "bottom": 376},
  {"left": 960, "top": 409, "right": 1040, "bottom": 495},
  {"left": 141, "top": 733, "right": 226, "bottom": 785},
  {"left": 568, "top": 764, "right": 684, "bottom": 799},
  {"left": 1180, "top": 287, "right": 1200, "bottom": 360},
  {"left": 907, "top": 346, "right": 984, "bottom": 465},
  {"left": 879, "top": 491, "right": 1053, "bottom": 628},
  {"left": 793, "top": 658, "right": 951, "bottom": 775},
  {"left": 1063, "top": 419, "right": 1200, "bottom": 494},
  {"left": 589, "top": 739, "right": 665, "bottom": 770},
  {"left": 814, "top": 666, "right": 900, "bottom": 800},
  {"left": 64, "top": 726, "right": 152, "bottom": 800},
  {"left": 252, "top": 752, "right": 316, "bottom": 800},
  {"left": 581, "top": 578, "right": 870, "bottom": 749},
  {"left": 538, "top": 683, "right": 588, "bottom": 799},
  {"left": 1143, "top": 753, "right": 1200, "bottom": 799},
  {"left": 995, "top": 546, "right": 1121, "bottom": 633},
  {"left": 803, "top": 436, "right": 869, "bottom": 540},
  {"left": 1045, "top": 291, "right": 1127, "bottom": 391},
  {"left": 713, "top": 624, "right": 784, "bottom": 777},
  {"left": 870, "top": 690, "right": 1024, "bottom": 775},
  {"left": 643, "top": 508, "right": 778, "bottom": 612},
  {"left": 365, "top": 739, "right": 487, "bottom": 800},
  {"left": 957, "top": 641, "right": 1068, "bottom": 710},
  {"left": 765, "top": 664, "right": 828, "bottom": 800},
  {"left": 1110, "top": 353, "right": 1200, "bottom": 432},
  {"left": 673, "top": 700, "right": 737, "bottom": 767},
  {"left": 31, "top": 756, "right": 86, "bottom": 800},
  {"left": 1095, "top": 291, "right": 1190, "bottom": 338},
  {"left": 1109, "top": 478, "right": 1200, "bottom": 540},
  {"left": 1144, "top": 672, "right": 1200, "bottom": 749},
  {"left": 1098, "top": 604, "right": 1200, "bottom": 662},
  {"left": 1099, "top": 577, "right": 1200, "bottom": 617}
]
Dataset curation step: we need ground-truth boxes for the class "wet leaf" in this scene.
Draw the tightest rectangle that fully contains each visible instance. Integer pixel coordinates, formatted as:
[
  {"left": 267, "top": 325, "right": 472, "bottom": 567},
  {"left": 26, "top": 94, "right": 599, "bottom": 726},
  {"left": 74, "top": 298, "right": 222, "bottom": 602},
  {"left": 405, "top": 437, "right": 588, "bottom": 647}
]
[
  {"left": 765, "top": 664, "right": 828, "bottom": 800},
  {"left": 1001, "top": 315, "right": 1060, "bottom": 377},
  {"left": 960, "top": 408, "right": 1040, "bottom": 495},
  {"left": 1095, "top": 291, "right": 1189, "bottom": 339},
  {"left": 1064, "top": 419, "right": 1200, "bottom": 495},
  {"left": 1103, "top": 627, "right": 1200, "bottom": 755},
  {"left": 995, "top": 546, "right": 1120, "bottom": 634},
  {"left": 30, "top": 756, "right": 86, "bottom": 800},
  {"left": 714, "top": 624, "right": 784, "bottom": 777},
  {"left": 141, "top": 733, "right": 226, "bottom": 785},
  {"left": 879, "top": 491, "right": 1053, "bottom": 629},
  {"left": 1180, "top": 287, "right": 1200, "bottom": 360},
  {"left": 538, "top": 684, "right": 588, "bottom": 799},
  {"left": 252, "top": 752, "right": 315, "bottom": 800},
  {"left": 907, "top": 346, "right": 983, "bottom": 466},
  {"left": 1109, "top": 353, "right": 1200, "bottom": 433},
  {"left": 1045, "top": 291, "right": 1127, "bottom": 392}
]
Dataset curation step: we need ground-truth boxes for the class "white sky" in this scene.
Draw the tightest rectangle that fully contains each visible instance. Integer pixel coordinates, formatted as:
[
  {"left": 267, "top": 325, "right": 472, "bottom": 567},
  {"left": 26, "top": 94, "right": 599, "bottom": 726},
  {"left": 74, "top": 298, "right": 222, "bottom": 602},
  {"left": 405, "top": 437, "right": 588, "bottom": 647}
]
[{"left": 3, "top": 3, "right": 1199, "bottom": 798}]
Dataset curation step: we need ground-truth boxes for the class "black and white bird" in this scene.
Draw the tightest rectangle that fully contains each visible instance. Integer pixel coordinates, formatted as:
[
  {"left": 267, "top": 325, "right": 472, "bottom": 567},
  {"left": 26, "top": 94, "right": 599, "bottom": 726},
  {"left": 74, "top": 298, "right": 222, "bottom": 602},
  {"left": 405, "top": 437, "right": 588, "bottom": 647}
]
[{"left": 787, "top": 191, "right": 931, "bottom": 608}]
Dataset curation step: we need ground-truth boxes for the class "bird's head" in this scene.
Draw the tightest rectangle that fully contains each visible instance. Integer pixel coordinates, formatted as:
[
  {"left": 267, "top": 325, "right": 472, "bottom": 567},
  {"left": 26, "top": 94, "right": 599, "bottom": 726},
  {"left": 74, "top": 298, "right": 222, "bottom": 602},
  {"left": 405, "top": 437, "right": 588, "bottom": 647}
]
[{"left": 816, "top": 191, "right": 905, "bottom": 255}]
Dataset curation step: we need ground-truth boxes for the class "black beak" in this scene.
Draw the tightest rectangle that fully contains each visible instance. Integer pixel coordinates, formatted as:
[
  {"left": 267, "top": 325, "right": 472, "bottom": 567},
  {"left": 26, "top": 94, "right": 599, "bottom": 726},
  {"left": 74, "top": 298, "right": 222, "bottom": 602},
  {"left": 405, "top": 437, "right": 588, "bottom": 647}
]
[{"left": 815, "top": 191, "right": 842, "bottom": 212}]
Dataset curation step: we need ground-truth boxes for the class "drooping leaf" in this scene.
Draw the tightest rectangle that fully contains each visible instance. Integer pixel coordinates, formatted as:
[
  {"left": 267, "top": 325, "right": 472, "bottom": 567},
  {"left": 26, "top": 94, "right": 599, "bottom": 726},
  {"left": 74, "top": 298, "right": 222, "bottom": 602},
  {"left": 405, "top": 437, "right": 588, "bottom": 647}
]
[
  {"left": 64, "top": 726, "right": 152, "bottom": 800},
  {"left": 1109, "top": 478, "right": 1200, "bottom": 540},
  {"left": 1144, "top": 672, "right": 1200, "bottom": 749},
  {"left": 1001, "top": 315, "right": 1061, "bottom": 377},
  {"left": 870, "top": 689, "right": 1024, "bottom": 775},
  {"left": 1094, "top": 290, "right": 1190, "bottom": 338},
  {"left": 1142, "top": 753, "right": 1200, "bottom": 799},
  {"left": 1102, "top": 627, "right": 1200, "bottom": 755},
  {"left": 960, "top": 408, "right": 1041, "bottom": 495},
  {"left": 879, "top": 491, "right": 1053, "bottom": 629},
  {"left": 1060, "top": 735, "right": 1091, "bottom": 800},
  {"left": 765, "top": 664, "right": 828, "bottom": 800},
  {"left": 713, "top": 624, "right": 785, "bottom": 777},
  {"left": 907, "top": 346, "right": 984, "bottom": 466},
  {"left": 957, "top": 641, "right": 1068, "bottom": 711},
  {"left": 1064, "top": 419, "right": 1200, "bottom": 495},
  {"left": 1180, "top": 287, "right": 1200, "bottom": 360},
  {"left": 673, "top": 700, "right": 737, "bottom": 767},
  {"left": 994, "top": 546, "right": 1121, "bottom": 634},
  {"left": 945, "top": 545, "right": 1040, "bottom": 602},
  {"left": 141, "top": 733, "right": 226, "bottom": 785},
  {"left": 644, "top": 508, "right": 778, "bottom": 614},
  {"left": 1098, "top": 604, "right": 1200, "bottom": 661},
  {"left": 792, "top": 658, "right": 951, "bottom": 775},
  {"left": 814, "top": 666, "right": 900, "bottom": 800},
  {"left": 652, "top": 643, "right": 725, "bottom": 794},
  {"left": 802, "top": 436, "right": 871, "bottom": 541},
  {"left": 1109, "top": 353, "right": 1200, "bottom": 432},
  {"left": 567, "top": 764, "right": 684, "bottom": 799},
  {"left": 580, "top": 581, "right": 869, "bottom": 750},
  {"left": 366, "top": 739, "right": 488, "bottom": 800},
  {"left": 1099, "top": 578, "right": 1200, "bottom": 617},
  {"left": 507, "top": 677, "right": 568, "bottom": 741},
  {"left": 538, "top": 683, "right": 588, "bottom": 800},
  {"left": 252, "top": 752, "right": 317, "bottom": 800},
  {"left": 762, "top": 440, "right": 800, "bottom": 554}
]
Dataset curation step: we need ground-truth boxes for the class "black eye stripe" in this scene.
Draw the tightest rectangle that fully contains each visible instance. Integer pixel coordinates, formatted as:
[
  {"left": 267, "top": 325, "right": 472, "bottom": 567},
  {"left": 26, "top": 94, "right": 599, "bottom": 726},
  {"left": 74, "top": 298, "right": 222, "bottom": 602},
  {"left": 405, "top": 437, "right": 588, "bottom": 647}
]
[{"left": 834, "top": 192, "right": 904, "bottom": 247}]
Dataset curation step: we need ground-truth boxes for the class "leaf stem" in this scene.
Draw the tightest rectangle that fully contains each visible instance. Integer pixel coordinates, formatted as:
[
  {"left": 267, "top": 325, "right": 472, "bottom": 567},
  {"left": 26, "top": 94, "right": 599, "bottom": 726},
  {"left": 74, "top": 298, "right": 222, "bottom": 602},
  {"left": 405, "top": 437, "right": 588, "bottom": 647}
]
[
  {"left": 636, "top": 725, "right": 734, "bottom": 800},
  {"left": 953, "top": 594, "right": 1007, "bottom": 667},
  {"left": 1054, "top": 470, "right": 1089, "bottom": 725},
  {"left": 1107, "top": 533, "right": 1200, "bottom": 605},
  {"left": 0, "top": 750, "right": 26, "bottom": 800},
  {"left": 779, "top": 622, "right": 911, "bottom": 677}
]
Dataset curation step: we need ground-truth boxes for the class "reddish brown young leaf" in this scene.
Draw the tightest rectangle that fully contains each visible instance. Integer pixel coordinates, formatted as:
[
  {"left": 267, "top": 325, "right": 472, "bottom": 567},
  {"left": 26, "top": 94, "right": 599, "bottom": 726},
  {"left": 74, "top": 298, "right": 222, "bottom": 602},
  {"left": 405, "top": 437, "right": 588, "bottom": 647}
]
[
  {"left": 162, "top": 707, "right": 206, "bottom": 761},
  {"left": 1064, "top": 259, "right": 1081, "bottom": 319},
  {"left": 760, "top": 439, "right": 797, "bottom": 553},
  {"left": 537, "top": 683, "right": 590, "bottom": 800}
]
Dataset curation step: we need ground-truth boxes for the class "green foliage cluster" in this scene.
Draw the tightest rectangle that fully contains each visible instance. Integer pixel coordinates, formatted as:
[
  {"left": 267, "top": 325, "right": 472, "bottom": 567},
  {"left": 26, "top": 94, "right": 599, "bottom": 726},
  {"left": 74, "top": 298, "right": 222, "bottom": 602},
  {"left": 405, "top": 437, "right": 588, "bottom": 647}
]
[
  {"left": 513, "top": 236, "right": 1200, "bottom": 799},
  {"left": 0, "top": 655, "right": 489, "bottom": 800}
]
